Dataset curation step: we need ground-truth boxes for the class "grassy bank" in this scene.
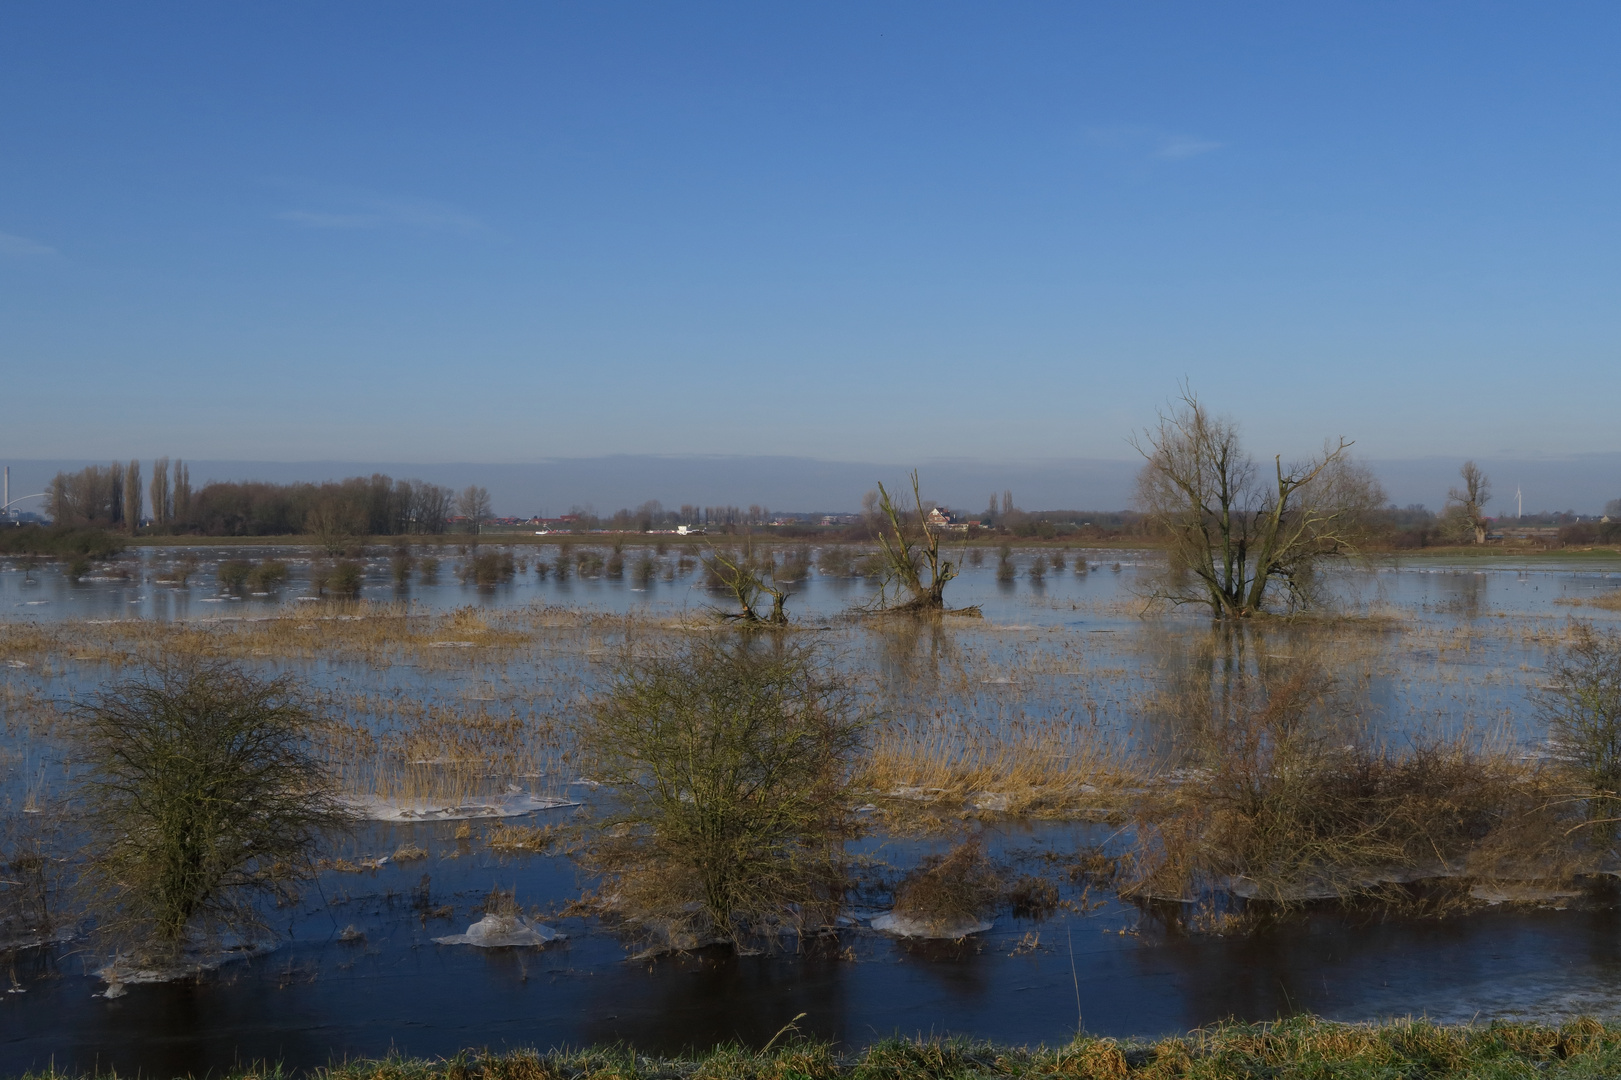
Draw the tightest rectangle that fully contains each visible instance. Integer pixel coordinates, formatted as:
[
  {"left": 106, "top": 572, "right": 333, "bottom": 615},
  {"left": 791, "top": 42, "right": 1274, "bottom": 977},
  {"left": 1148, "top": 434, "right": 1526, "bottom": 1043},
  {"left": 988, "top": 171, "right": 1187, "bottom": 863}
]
[{"left": 19, "top": 1018, "right": 1621, "bottom": 1080}]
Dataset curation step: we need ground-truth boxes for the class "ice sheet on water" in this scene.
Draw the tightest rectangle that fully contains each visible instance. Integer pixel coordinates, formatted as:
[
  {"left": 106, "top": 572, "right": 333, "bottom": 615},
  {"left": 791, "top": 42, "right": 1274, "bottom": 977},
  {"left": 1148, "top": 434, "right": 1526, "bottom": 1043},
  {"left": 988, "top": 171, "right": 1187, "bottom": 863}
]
[
  {"left": 433, "top": 914, "right": 564, "bottom": 948},
  {"left": 96, "top": 937, "right": 279, "bottom": 995},
  {"left": 342, "top": 791, "right": 577, "bottom": 822},
  {"left": 870, "top": 912, "right": 993, "bottom": 939}
]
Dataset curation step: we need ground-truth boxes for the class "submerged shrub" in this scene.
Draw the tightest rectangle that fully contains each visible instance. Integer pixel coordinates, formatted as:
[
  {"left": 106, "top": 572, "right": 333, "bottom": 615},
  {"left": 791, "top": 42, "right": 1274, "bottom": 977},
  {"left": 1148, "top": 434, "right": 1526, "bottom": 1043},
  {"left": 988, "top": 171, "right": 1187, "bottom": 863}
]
[
  {"left": 1128, "top": 639, "right": 1546, "bottom": 911},
  {"left": 818, "top": 545, "right": 855, "bottom": 578},
  {"left": 891, "top": 837, "right": 1003, "bottom": 934},
  {"left": 460, "top": 551, "right": 516, "bottom": 587},
  {"left": 328, "top": 559, "right": 364, "bottom": 597},
  {"left": 216, "top": 559, "right": 252, "bottom": 594},
  {"left": 74, "top": 662, "right": 350, "bottom": 956},
  {"left": 1539, "top": 623, "right": 1621, "bottom": 841},
  {"left": 0, "top": 815, "right": 60, "bottom": 948},
  {"left": 578, "top": 637, "right": 865, "bottom": 950},
  {"left": 418, "top": 555, "right": 440, "bottom": 583},
  {"left": 245, "top": 559, "right": 288, "bottom": 592},
  {"left": 996, "top": 544, "right": 1015, "bottom": 583},
  {"left": 1007, "top": 873, "right": 1060, "bottom": 920}
]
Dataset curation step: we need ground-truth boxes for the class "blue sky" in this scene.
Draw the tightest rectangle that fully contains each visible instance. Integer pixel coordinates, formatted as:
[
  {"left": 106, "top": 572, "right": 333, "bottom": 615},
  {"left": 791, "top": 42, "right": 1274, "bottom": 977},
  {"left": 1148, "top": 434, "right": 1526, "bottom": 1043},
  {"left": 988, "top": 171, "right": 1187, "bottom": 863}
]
[{"left": 2, "top": 3, "right": 1619, "bottom": 470}]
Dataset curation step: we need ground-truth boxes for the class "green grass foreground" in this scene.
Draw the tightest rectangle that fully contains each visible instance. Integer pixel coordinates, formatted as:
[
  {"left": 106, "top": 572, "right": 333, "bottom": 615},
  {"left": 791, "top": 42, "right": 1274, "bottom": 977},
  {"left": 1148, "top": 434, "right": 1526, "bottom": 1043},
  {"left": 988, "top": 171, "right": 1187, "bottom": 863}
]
[{"left": 23, "top": 1017, "right": 1621, "bottom": 1080}]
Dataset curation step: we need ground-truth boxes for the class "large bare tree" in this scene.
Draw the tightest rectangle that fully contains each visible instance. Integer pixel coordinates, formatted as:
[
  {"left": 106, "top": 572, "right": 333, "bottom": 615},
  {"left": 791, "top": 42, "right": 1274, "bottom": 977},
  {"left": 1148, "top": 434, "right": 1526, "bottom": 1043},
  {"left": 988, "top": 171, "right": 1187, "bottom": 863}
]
[
  {"left": 873, "top": 471, "right": 964, "bottom": 614},
  {"left": 1445, "top": 461, "right": 1492, "bottom": 545},
  {"left": 455, "top": 485, "right": 492, "bottom": 533},
  {"left": 1133, "top": 390, "right": 1385, "bottom": 618}
]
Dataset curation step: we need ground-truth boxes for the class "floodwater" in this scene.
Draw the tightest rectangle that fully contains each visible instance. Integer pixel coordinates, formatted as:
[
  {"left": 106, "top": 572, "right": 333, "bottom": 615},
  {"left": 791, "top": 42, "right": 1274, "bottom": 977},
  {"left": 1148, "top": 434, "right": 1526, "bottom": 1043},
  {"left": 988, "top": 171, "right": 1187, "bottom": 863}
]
[{"left": 3, "top": 543, "right": 1621, "bottom": 1075}]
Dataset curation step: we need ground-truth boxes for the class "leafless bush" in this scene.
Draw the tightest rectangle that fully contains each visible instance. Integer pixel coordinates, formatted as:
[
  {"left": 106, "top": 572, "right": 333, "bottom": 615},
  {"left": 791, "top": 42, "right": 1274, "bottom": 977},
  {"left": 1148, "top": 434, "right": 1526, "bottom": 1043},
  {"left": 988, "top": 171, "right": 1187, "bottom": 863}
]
[
  {"left": 73, "top": 662, "right": 350, "bottom": 959},
  {"left": 1539, "top": 622, "right": 1621, "bottom": 841},
  {"left": 576, "top": 638, "right": 864, "bottom": 950}
]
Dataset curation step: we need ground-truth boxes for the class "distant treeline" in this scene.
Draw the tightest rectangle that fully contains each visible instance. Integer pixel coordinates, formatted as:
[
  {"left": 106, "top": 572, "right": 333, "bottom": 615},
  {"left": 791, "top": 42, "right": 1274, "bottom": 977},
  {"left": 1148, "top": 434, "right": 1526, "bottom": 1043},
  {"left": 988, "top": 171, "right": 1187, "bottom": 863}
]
[{"left": 47, "top": 461, "right": 456, "bottom": 537}]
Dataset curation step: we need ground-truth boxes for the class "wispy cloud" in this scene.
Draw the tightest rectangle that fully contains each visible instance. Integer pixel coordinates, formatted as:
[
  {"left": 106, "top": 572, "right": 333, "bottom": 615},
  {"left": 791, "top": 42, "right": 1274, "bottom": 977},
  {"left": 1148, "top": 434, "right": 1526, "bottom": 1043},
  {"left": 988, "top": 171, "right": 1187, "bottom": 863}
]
[
  {"left": 1084, "top": 126, "right": 1224, "bottom": 163},
  {"left": 0, "top": 230, "right": 57, "bottom": 257},
  {"left": 276, "top": 194, "right": 488, "bottom": 236},
  {"left": 277, "top": 210, "right": 380, "bottom": 229},
  {"left": 1154, "top": 136, "right": 1223, "bottom": 160}
]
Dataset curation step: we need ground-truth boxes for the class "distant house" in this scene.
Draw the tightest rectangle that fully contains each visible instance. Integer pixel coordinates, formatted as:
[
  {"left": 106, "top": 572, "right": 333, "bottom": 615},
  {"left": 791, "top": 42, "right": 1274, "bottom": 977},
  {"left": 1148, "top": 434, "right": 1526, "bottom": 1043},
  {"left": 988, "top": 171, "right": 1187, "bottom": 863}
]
[{"left": 926, "top": 507, "right": 971, "bottom": 532}]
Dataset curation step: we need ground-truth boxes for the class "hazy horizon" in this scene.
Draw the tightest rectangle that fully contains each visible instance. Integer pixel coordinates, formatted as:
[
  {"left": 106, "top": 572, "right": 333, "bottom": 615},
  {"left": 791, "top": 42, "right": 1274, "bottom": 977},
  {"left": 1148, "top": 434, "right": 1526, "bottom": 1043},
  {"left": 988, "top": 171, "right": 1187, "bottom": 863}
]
[{"left": 7, "top": 452, "right": 1617, "bottom": 520}]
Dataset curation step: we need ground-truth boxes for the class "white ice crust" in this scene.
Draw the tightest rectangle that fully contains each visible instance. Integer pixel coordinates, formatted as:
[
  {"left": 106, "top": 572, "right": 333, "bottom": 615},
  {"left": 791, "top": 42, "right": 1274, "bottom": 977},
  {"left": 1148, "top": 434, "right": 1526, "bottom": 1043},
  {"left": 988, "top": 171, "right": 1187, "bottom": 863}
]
[
  {"left": 870, "top": 912, "right": 993, "bottom": 939},
  {"left": 342, "top": 791, "right": 577, "bottom": 822},
  {"left": 434, "top": 914, "right": 565, "bottom": 947}
]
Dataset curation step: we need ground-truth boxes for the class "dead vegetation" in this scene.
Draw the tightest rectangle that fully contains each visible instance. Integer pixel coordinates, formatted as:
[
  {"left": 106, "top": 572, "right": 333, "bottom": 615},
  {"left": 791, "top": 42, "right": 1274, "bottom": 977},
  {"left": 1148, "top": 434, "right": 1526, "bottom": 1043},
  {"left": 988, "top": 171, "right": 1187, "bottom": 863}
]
[
  {"left": 890, "top": 837, "right": 1004, "bottom": 934},
  {"left": 1124, "top": 629, "right": 1601, "bottom": 918}
]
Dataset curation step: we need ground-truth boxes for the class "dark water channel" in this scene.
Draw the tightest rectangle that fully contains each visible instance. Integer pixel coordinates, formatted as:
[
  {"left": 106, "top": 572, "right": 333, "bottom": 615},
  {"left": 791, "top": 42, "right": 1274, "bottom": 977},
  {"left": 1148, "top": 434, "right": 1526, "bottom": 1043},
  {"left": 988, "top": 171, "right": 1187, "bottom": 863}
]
[{"left": 8, "top": 817, "right": 1621, "bottom": 1076}]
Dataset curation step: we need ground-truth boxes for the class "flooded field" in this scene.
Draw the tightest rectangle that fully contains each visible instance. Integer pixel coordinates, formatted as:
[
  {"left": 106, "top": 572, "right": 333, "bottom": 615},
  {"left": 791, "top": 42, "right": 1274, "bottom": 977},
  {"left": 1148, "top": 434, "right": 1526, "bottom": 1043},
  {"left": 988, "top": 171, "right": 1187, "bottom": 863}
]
[{"left": 4, "top": 542, "right": 1621, "bottom": 1076}]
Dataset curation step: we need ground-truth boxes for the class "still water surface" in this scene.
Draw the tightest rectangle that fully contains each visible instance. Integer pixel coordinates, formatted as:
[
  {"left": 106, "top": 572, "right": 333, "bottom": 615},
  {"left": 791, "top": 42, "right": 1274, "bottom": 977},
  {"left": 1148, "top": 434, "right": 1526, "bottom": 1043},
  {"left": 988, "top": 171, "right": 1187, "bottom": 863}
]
[{"left": 3, "top": 544, "right": 1621, "bottom": 1074}]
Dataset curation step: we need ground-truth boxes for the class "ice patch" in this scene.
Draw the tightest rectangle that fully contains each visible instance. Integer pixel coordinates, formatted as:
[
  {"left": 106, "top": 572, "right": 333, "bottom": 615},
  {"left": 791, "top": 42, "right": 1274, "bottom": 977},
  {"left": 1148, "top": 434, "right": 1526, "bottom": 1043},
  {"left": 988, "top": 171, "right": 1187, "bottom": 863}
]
[
  {"left": 1470, "top": 883, "right": 1584, "bottom": 906},
  {"left": 871, "top": 912, "right": 993, "bottom": 939},
  {"left": 342, "top": 791, "right": 577, "bottom": 822},
  {"left": 96, "top": 938, "right": 279, "bottom": 995},
  {"left": 884, "top": 786, "right": 946, "bottom": 801},
  {"left": 434, "top": 914, "right": 564, "bottom": 948},
  {"left": 430, "top": 640, "right": 477, "bottom": 648}
]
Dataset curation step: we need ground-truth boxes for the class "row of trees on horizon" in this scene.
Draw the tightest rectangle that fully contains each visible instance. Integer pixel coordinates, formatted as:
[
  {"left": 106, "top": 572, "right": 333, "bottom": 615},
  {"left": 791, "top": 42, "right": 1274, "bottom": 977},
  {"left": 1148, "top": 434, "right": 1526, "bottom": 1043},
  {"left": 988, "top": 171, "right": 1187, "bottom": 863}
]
[{"left": 35, "top": 456, "right": 1619, "bottom": 545}]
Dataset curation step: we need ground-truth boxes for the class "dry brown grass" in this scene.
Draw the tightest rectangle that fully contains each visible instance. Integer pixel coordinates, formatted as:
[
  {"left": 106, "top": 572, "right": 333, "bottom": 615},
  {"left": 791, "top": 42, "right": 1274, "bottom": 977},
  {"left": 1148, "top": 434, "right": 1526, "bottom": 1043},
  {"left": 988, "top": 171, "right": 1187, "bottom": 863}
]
[
  {"left": 1123, "top": 632, "right": 1595, "bottom": 913},
  {"left": 860, "top": 721, "right": 1137, "bottom": 818},
  {"left": 485, "top": 823, "right": 563, "bottom": 854},
  {"left": 890, "top": 837, "right": 1003, "bottom": 933}
]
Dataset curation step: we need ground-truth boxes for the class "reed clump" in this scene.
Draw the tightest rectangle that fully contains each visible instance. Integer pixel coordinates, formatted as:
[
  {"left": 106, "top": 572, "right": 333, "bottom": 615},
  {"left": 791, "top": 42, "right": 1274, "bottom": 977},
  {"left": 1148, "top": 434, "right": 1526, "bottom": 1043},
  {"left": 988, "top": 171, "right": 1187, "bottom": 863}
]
[
  {"left": 486, "top": 823, "right": 563, "bottom": 854},
  {"left": 860, "top": 721, "right": 1136, "bottom": 819},
  {"left": 890, "top": 837, "right": 1003, "bottom": 934}
]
